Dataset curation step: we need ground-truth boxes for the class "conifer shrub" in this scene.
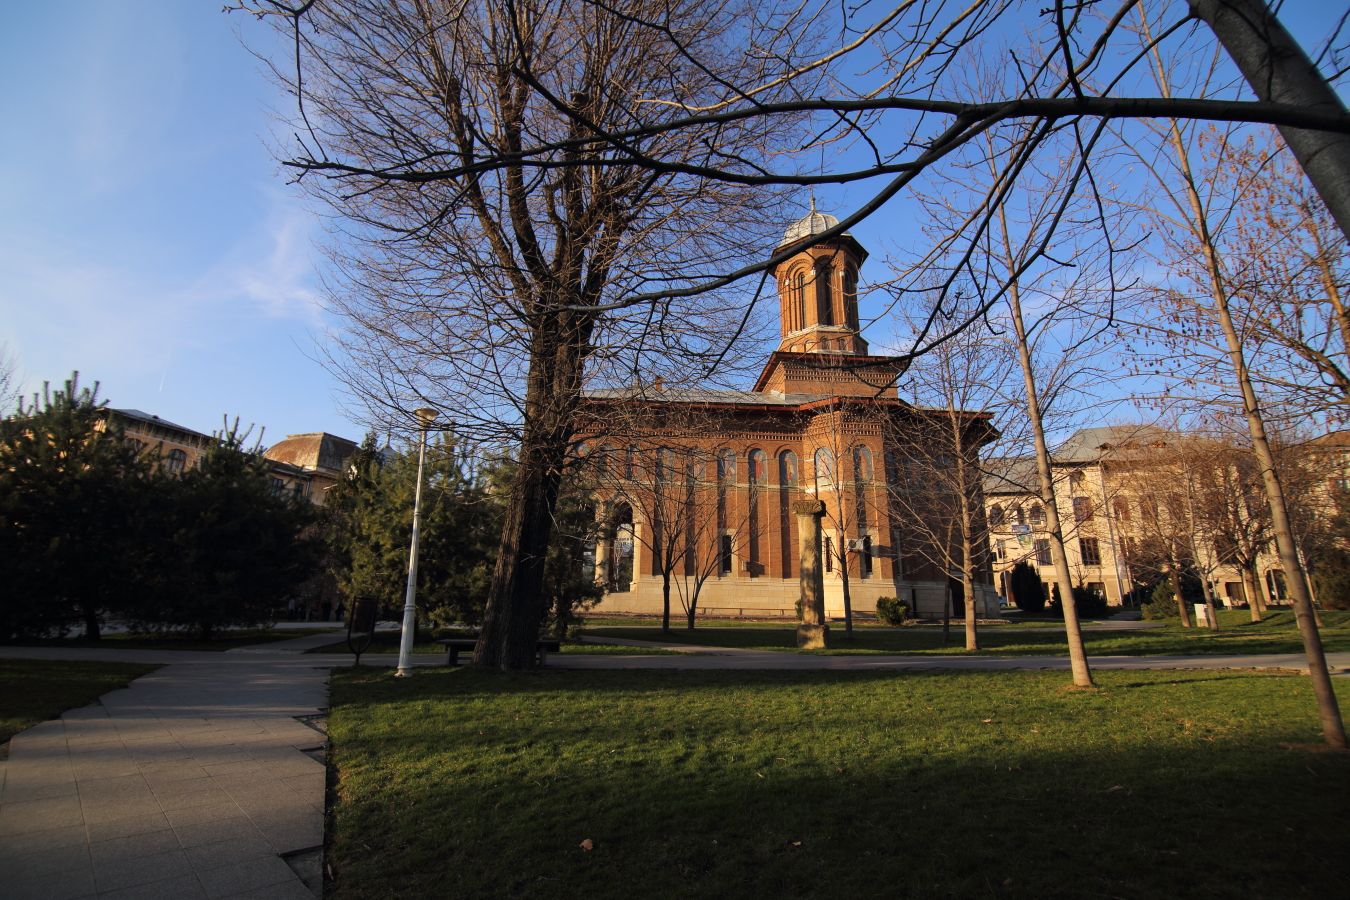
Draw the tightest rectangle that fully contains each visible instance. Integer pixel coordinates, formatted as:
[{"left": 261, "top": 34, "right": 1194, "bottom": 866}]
[
  {"left": 875, "top": 596, "right": 909, "bottom": 625},
  {"left": 1007, "top": 561, "right": 1046, "bottom": 613}
]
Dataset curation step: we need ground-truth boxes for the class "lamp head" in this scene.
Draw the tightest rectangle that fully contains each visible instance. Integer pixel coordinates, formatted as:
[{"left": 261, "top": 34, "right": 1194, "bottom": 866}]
[{"left": 413, "top": 407, "right": 439, "bottom": 428}]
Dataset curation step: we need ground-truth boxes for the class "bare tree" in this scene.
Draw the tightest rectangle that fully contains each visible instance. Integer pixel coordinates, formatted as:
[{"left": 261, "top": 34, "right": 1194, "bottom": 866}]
[
  {"left": 1126, "top": 26, "right": 1346, "bottom": 746},
  {"left": 884, "top": 315, "right": 1006, "bottom": 650},
  {"left": 244, "top": 0, "right": 797, "bottom": 668}
]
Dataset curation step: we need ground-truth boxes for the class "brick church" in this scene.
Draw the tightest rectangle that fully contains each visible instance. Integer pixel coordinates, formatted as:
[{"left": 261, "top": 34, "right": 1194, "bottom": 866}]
[{"left": 579, "top": 205, "right": 999, "bottom": 620}]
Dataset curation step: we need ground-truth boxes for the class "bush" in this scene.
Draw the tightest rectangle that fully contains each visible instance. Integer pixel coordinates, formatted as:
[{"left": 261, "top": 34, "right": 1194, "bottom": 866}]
[
  {"left": 1141, "top": 580, "right": 1180, "bottom": 620},
  {"left": 876, "top": 596, "right": 909, "bottom": 625},
  {"left": 1007, "top": 561, "right": 1046, "bottom": 613},
  {"left": 1311, "top": 550, "right": 1350, "bottom": 610},
  {"left": 1049, "top": 585, "right": 1110, "bottom": 619}
]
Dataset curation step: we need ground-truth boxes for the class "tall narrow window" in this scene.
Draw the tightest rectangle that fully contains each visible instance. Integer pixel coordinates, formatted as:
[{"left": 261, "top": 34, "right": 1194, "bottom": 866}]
[
  {"left": 1072, "top": 496, "right": 1092, "bottom": 522},
  {"left": 844, "top": 266, "right": 859, "bottom": 331},
  {"left": 166, "top": 449, "right": 187, "bottom": 474},
  {"left": 1034, "top": 539, "right": 1051, "bottom": 566},
  {"left": 791, "top": 270, "right": 806, "bottom": 331},
  {"left": 816, "top": 261, "right": 834, "bottom": 325},
  {"left": 814, "top": 447, "right": 835, "bottom": 495},
  {"left": 779, "top": 450, "right": 798, "bottom": 578},
  {"left": 1080, "top": 537, "right": 1101, "bottom": 566},
  {"left": 719, "top": 534, "right": 734, "bottom": 575},
  {"left": 747, "top": 449, "right": 766, "bottom": 577},
  {"left": 860, "top": 535, "right": 873, "bottom": 577},
  {"left": 1029, "top": 504, "right": 1045, "bottom": 526},
  {"left": 824, "top": 536, "right": 834, "bottom": 572}
]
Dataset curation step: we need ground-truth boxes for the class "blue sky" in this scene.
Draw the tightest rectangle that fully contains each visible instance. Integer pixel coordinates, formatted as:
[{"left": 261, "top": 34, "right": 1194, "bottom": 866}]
[
  {"left": 1, "top": 2, "right": 344, "bottom": 444},
  {"left": 0, "top": 2, "right": 1336, "bottom": 448}
]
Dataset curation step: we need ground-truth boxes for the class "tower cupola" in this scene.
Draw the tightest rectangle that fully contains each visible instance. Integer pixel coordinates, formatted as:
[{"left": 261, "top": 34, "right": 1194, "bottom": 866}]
[{"left": 770, "top": 200, "right": 869, "bottom": 355}]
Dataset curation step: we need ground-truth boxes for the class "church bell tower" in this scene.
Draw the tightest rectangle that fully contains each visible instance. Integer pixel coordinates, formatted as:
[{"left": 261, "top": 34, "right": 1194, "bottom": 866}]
[{"left": 770, "top": 200, "right": 869, "bottom": 355}]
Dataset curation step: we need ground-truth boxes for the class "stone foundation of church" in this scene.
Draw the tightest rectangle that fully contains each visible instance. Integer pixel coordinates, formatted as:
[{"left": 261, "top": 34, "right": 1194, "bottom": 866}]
[{"left": 592, "top": 575, "right": 1000, "bottom": 621}]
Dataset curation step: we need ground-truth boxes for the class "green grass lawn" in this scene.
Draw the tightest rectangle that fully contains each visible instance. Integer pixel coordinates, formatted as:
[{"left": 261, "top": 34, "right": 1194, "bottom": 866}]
[
  {"left": 584, "top": 610, "right": 1350, "bottom": 657},
  {"left": 306, "top": 631, "right": 676, "bottom": 656},
  {"left": 0, "top": 659, "right": 159, "bottom": 745},
  {"left": 5, "top": 628, "right": 332, "bottom": 652},
  {"left": 327, "top": 667, "right": 1350, "bottom": 899}
]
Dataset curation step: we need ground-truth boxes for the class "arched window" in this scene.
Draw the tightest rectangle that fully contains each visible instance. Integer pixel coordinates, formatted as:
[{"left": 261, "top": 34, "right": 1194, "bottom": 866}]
[
  {"left": 778, "top": 450, "right": 799, "bottom": 579},
  {"left": 852, "top": 446, "right": 873, "bottom": 483},
  {"left": 747, "top": 449, "right": 766, "bottom": 576},
  {"left": 844, "top": 266, "right": 859, "bottom": 331},
  {"left": 816, "top": 260, "right": 834, "bottom": 325},
  {"left": 791, "top": 270, "right": 806, "bottom": 332},
  {"left": 1112, "top": 496, "right": 1131, "bottom": 522},
  {"left": 1012, "top": 504, "right": 1026, "bottom": 526},
  {"left": 595, "top": 444, "right": 613, "bottom": 475},
  {"left": 748, "top": 449, "right": 766, "bottom": 485},
  {"left": 166, "top": 449, "right": 187, "bottom": 474},
  {"left": 1029, "top": 504, "right": 1045, "bottom": 526},
  {"left": 814, "top": 447, "right": 835, "bottom": 494},
  {"left": 716, "top": 449, "right": 736, "bottom": 483},
  {"left": 852, "top": 445, "right": 872, "bottom": 532},
  {"left": 989, "top": 504, "right": 1004, "bottom": 526}
]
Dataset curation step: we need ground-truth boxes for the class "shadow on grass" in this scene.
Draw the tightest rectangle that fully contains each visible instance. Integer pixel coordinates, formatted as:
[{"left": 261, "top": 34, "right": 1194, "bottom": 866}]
[{"left": 327, "top": 668, "right": 1350, "bottom": 900}]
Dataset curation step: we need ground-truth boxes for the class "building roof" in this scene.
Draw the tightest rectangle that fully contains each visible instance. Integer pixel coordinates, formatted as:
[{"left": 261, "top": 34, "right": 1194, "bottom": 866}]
[
  {"left": 983, "top": 457, "right": 1039, "bottom": 494},
  {"left": 778, "top": 198, "right": 854, "bottom": 248},
  {"left": 111, "top": 408, "right": 206, "bottom": 438},
  {"left": 265, "top": 432, "right": 359, "bottom": 474},
  {"left": 983, "top": 424, "right": 1182, "bottom": 494},
  {"left": 1052, "top": 424, "right": 1174, "bottom": 462},
  {"left": 584, "top": 387, "right": 834, "bottom": 406}
]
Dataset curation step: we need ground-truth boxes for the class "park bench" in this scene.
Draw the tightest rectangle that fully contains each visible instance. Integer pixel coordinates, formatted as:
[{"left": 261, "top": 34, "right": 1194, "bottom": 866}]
[{"left": 437, "top": 637, "right": 561, "bottom": 667}]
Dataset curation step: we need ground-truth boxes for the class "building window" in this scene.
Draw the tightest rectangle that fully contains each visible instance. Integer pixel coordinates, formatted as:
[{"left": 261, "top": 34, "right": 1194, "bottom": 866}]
[
  {"left": 824, "top": 536, "right": 834, "bottom": 572},
  {"left": 1070, "top": 470, "right": 1086, "bottom": 489},
  {"left": 1034, "top": 538, "right": 1051, "bottom": 566},
  {"left": 270, "top": 476, "right": 285, "bottom": 494},
  {"left": 844, "top": 266, "right": 859, "bottom": 331},
  {"left": 860, "top": 535, "right": 873, "bottom": 577},
  {"left": 166, "top": 449, "right": 187, "bottom": 474},
  {"left": 993, "top": 539, "right": 1004, "bottom": 562},
  {"left": 1029, "top": 504, "right": 1045, "bottom": 526},
  {"left": 814, "top": 447, "right": 835, "bottom": 494},
  {"left": 989, "top": 504, "right": 1004, "bottom": 527},
  {"left": 1072, "top": 496, "right": 1092, "bottom": 522},
  {"left": 791, "top": 270, "right": 806, "bottom": 331},
  {"left": 1086, "top": 582, "right": 1106, "bottom": 600},
  {"left": 1112, "top": 496, "right": 1131, "bottom": 521},
  {"left": 1012, "top": 504, "right": 1026, "bottom": 526},
  {"left": 719, "top": 534, "right": 734, "bottom": 576},
  {"left": 816, "top": 260, "right": 834, "bottom": 325},
  {"left": 1080, "top": 537, "right": 1101, "bottom": 566}
]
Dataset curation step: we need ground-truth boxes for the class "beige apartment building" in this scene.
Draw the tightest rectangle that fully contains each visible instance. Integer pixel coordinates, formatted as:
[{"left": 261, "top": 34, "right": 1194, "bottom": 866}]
[
  {"left": 106, "top": 408, "right": 357, "bottom": 507},
  {"left": 984, "top": 425, "right": 1291, "bottom": 608}
]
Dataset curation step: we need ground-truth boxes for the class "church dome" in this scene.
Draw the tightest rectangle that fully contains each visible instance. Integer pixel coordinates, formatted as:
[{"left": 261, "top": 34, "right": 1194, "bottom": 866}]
[{"left": 779, "top": 200, "right": 850, "bottom": 247}]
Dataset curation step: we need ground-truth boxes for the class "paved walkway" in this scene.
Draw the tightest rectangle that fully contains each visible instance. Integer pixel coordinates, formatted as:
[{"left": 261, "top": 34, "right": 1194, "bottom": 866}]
[
  {"left": 3, "top": 630, "right": 1345, "bottom": 900},
  {"left": 0, "top": 635, "right": 332, "bottom": 900}
]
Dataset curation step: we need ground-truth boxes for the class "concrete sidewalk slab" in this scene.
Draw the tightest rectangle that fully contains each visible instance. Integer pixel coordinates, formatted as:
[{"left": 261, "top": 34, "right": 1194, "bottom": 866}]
[{"left": 0, "top": 654, "right": 329, "bottom": 899}]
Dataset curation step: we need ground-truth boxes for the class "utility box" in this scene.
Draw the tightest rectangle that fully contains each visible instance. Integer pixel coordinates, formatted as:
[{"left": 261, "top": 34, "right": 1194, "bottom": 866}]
[{"left": 1193, "top": 603, "right": 1213, "bottom": 628}]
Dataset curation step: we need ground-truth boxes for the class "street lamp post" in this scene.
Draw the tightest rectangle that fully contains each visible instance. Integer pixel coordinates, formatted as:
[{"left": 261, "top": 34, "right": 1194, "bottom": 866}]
[{"left": 395, "top": 406, "right": 439, "bottom": 677}]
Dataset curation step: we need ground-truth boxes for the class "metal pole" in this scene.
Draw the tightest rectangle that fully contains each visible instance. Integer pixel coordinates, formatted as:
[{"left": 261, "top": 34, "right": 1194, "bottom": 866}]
[{"left": 395, "top": 408, "right": 437, "bottom": 677}]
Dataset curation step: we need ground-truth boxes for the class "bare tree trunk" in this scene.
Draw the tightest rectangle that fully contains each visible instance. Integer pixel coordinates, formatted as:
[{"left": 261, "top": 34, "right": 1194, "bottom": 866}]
[
  {"left": 1190, "top": 0, "right": 1350, "bottom": 242},
  {"left": 1170, "top": 567, "right": 1194, "bottom": 629},
  {"left": 476, "top": 333, "right": 584, "bottom": 670},
  {"left": 1241, "top": 565, "right": 1263, "bottom": 623},
  {"left": 1200, "top": 577, "right": 1220, "bottom": 631},
  {"left": 1004, "top": 275, "right": 1094, "bottom": 686},
  {"left": 661, "top": 571, "right": 672, "bottom": 633},
  {"left": 839, "top": 556, "right": 854, "bottom": 639}
]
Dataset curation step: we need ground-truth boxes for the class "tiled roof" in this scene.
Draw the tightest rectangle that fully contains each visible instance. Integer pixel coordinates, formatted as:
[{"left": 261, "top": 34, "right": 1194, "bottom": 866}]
[
  {"left": 584, "top": 387, "right": 832, "bottom": 406},
  {"left": 265, "top": 432, "right": 359, "bottom": 473}
]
